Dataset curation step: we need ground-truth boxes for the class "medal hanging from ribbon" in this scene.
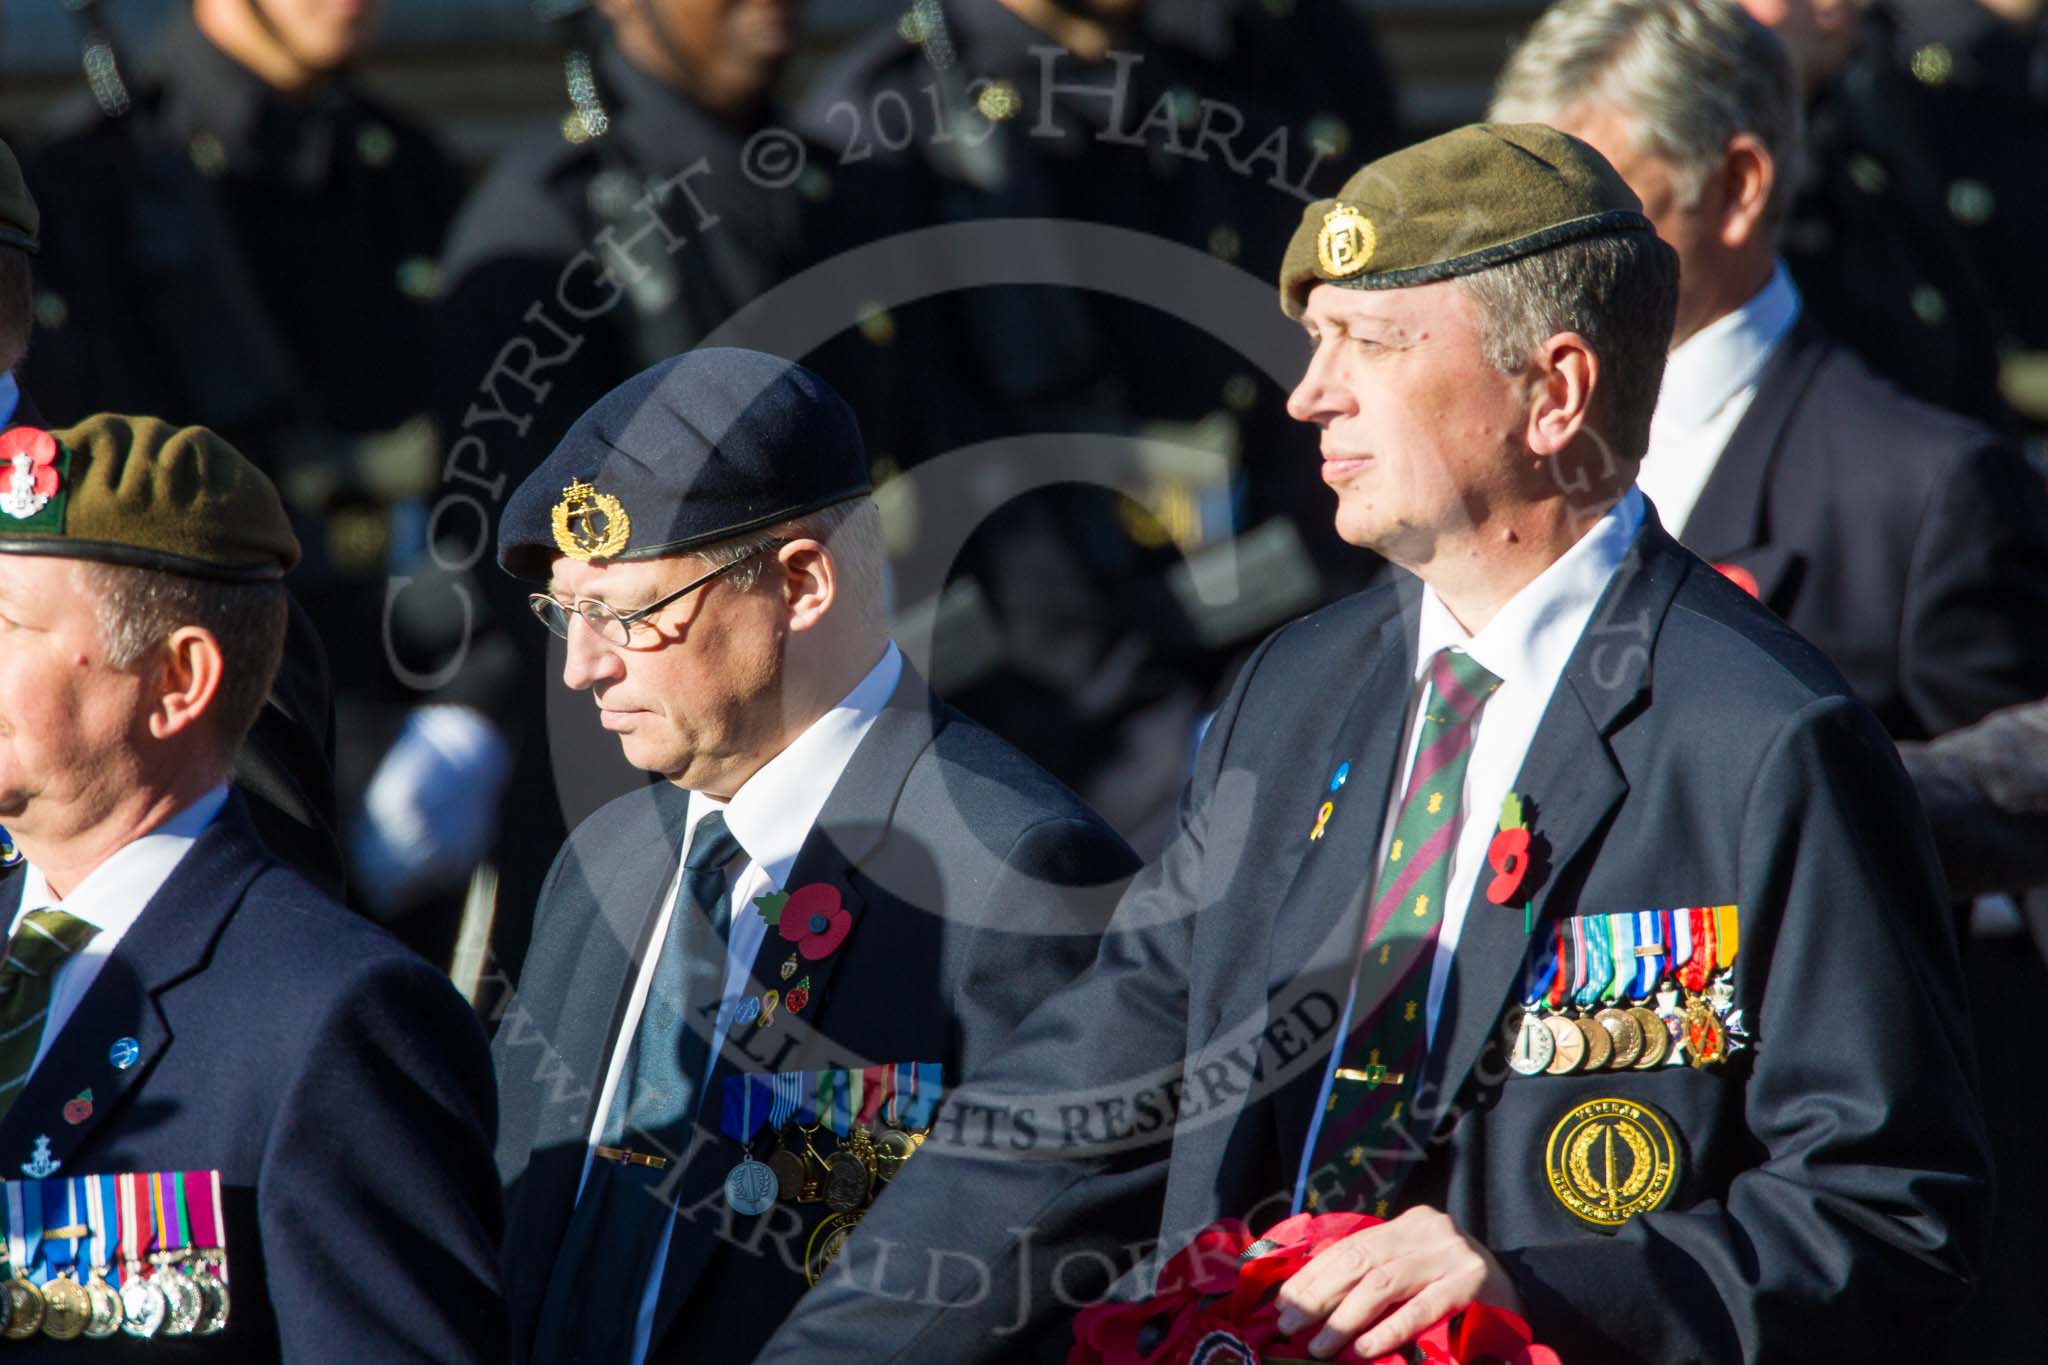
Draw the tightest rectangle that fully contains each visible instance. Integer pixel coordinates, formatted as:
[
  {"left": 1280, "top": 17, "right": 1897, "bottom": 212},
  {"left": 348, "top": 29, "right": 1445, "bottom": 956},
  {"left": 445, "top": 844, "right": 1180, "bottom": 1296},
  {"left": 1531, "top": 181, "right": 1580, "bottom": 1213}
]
[
  {"left": 770, "top": 1071, "right": 801, "bottom": 1132},
  {"left": 1679, "top": 908, "right": 1725, "bottom": 1068},
  {"left": 859, "top": 1066, "right": 889, "bottom": 1131},
  {"left": 722, "top": 1076, "right": 778, "bottom": 1215},
  {"left": 1507, "top": 921, "right": 1562, "bottom": 1076},
  {"left": 37, "top": 1178, "right": 93, "bottom": 1340},
  {"left": 1713, "top": 905, "right": 1739, "bottom": 975},
  {"left": 4, "top": 1178, "right": 44, "bottom": 1337},
  {"left": 1547, "top": 920, "right": 1571, "bottom": 1012},
  {"left": 77, "top": 1177, "right": 122, "bottom": 1339},
  {"left": 1669, "top": 906, "right": 1693, "bottom": 978},
  {"left": 118, "top": 1171, "right": 166, "bottom": 1338},
  {"left": 1575, "top": 914, "right": 1611, "bottom": 1010},
  {"left": 182, "top": 1171, "right": 228, "bottom": 1336},
  {"left": 151, "top": 1172, "right": 204, "bottom": 1336},
  {"left": 890, "top": 1062, "right": 915, "bottom": 1126},
  {"left": 908, "top": 1063, "right": 943, "bottom": 1130},
  {"left": 1602, "top": 912, "right": 1634, "bottom": 1006}
]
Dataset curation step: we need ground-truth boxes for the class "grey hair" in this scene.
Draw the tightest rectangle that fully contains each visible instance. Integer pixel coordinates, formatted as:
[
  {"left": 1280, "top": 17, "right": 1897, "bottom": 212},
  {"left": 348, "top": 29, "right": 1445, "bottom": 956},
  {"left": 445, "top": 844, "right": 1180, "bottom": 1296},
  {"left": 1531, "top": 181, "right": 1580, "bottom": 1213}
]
[
  {"left": 1456, "top": 229, "right": 1680, "bottom": 462},
  {"left": 1489, "top": 0, "right": 1803, "bottom": 226},
  {"left": 76, "top": 561, "right": 288, "bottom": 773},
  {"left": 696, "top": 494, "right": 888, "bottom": 636}
]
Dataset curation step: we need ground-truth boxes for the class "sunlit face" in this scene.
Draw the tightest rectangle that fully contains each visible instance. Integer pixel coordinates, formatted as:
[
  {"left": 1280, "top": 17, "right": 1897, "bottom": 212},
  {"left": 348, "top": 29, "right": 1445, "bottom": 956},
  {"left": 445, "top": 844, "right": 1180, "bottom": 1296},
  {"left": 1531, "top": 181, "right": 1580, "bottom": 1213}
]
[
  {"left": 546, "top": 551, "right": 787, "bottom": 793},
  {"left": 0, "top": 558, "right": 150, "bottom": 838},
  {"left": 248, "top": 0, "right": 384, "bottom": 73},
  {"left": 1286, "top": 279, "right": 1532, "bottom": 566}
]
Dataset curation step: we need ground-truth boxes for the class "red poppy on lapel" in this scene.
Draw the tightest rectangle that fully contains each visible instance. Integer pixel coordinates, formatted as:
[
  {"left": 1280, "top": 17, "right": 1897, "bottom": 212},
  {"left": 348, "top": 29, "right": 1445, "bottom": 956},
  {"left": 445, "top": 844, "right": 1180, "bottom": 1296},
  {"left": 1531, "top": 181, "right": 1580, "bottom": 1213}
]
[{"left": 777, "top": 883, "right": 852, "bottom": 960}]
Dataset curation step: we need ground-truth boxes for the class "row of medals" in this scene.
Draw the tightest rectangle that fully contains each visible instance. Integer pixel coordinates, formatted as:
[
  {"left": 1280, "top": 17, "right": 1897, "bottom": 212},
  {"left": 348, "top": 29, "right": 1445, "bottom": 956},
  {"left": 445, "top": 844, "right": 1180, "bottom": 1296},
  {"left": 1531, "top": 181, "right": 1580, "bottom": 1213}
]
[
  {"left": 726, "top": 1119, "right": 931, "bottom": 1284},
  {"left": 1504, "top": 979, "right": 1742, "bottom": 1077},
  {"left": 0, "top": 1252, "right": 227, "bottom": 1342}
]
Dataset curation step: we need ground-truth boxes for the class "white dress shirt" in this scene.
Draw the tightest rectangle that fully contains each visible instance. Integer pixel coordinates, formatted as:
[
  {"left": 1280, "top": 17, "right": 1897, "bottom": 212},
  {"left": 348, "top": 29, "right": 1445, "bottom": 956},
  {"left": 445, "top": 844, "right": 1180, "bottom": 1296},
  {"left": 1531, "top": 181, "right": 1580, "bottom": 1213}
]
[
  {"left": 9, "top": 786, "right": 229, "bottom": 1077},
  {"left": 1294, "top": 491, "right": 1645, "bottom": 1210},
  {"left": 1639, "top": 265, "right": 1801, "bottom": 537},
  {"left": 580, "top": 641, "right": 904, "bottom": 1365}
]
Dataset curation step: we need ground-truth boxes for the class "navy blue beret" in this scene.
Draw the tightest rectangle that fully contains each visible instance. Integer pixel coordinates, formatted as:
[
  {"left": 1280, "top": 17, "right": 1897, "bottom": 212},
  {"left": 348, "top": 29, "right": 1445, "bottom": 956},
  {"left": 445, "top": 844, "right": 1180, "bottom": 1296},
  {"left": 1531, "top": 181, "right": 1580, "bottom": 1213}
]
[{"left": 497, "top": 348, "right": 870, "bottom": 581}]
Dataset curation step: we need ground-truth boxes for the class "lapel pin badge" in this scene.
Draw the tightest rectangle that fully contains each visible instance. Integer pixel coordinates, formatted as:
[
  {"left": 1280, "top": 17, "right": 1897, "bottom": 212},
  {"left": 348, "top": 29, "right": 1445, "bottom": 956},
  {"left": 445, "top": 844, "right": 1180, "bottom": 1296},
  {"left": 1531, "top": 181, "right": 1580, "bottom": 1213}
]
[
  {"left": 61, "top": 1091, "right": 92, "bottom": 1126},
  {"left": 108, "top": 1037, "right": 140, "bottom": 1071},
  {"left": 21, "top": 1135, "right": 59, "bottom": 1178}
]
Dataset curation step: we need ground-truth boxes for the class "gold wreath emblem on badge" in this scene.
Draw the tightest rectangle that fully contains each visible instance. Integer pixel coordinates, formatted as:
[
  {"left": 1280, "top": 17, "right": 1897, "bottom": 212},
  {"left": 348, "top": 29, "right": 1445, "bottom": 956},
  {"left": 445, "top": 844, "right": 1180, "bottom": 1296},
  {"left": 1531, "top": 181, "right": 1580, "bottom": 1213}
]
[
  {"left": 1544, "top": 1097, "right": 1679, "bottom": 1231},
  {"left": 1317, "top": 204, "right": 1376, "bottom": 279},
  {"left": 550, "top": 479, "right": 631, "bottom": 561}
]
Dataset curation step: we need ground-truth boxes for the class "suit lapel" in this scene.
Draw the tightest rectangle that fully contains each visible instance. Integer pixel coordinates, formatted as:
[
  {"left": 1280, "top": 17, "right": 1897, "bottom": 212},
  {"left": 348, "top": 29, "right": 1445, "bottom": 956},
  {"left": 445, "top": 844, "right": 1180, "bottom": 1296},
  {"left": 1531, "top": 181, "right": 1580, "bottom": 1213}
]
[
  {"left": 648, "top": 670, "right": 940, "bottom": 1351},
  {"left": 1678, "top": 321, "right": 1828, "bottom": 571},
  {"left": 1419, "top": 524, "right": 1689, "bottom": 1139},
  {"left": 0, "top": 799, "right": 267, "bottom": 1175},
  {"left": 1266, "top": 590, "right": 1420, "bottom": 1182}
]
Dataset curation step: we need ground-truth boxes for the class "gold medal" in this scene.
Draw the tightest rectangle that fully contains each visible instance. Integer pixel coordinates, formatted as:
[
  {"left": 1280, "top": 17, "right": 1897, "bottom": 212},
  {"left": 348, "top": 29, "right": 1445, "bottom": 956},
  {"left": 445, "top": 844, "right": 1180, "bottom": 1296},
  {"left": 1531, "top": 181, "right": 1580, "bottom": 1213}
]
[
  {"left": 795, "top": 1124, "right": 830, "bottom": 1203},
  {"left": 1541, "top": 1014, "right": 1585, "bottom": 1074},
  {"left": 1573, "top": 1014, "right": 1613, "bottom": 1071},
  {"left": 875, "top": 1125, "right": 918, "bottom": 1181},
  {"left": 1683, "top": 993, "right": 1726, "bottom": 1068},
  {"left": 1594, "top": 1007, "right": 1645, "bottom": 1069},
  {"left": 39, "top": 1272, "right": 90, "bottom": 1340},
  {"left": 1628, "top": 1006, "right": 1669, "bottom": 1069},
  {"left": 1, "top": 1277, "right": 45, "bottom": 1339},
  {"left": 804, "top": 1211, "right": 862, "bottom": 1287}
]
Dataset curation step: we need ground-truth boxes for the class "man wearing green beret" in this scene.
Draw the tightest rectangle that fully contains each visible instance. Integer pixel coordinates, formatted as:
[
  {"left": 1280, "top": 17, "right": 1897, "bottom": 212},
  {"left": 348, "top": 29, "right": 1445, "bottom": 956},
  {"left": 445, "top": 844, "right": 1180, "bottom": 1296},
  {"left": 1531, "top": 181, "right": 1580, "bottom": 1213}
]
[
  {"left": 758, "top": 123, "right": 1986, "bottom": 1363},
  {"left": 0, "top": 414, "right": 505, "bottom": 1358}
]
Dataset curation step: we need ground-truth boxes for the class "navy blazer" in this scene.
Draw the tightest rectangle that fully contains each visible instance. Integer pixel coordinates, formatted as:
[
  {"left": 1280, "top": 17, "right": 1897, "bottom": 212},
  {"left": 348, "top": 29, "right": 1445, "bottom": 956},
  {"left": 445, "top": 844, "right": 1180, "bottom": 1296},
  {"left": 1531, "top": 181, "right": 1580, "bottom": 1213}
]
[
  {"left": 492, "top": 669, "right": 1137, "bottom": 1362},
  {"left": 0, "top": 797, "right": 505, "bottom": 1361},
  {"left": 760, "top": 517, "right": 1989, "bottom": 1364},
  {"left": 1681, "top": 321, "right": 2048, "bottom": 742}
]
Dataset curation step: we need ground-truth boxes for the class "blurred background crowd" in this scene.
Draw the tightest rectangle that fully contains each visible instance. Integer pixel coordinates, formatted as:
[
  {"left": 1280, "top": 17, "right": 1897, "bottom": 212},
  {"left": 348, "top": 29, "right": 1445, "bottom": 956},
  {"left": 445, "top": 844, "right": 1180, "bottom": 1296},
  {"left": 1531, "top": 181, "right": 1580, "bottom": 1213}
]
[{"left": 1, "top": 7, "right": 2045, "bottom": 1342}]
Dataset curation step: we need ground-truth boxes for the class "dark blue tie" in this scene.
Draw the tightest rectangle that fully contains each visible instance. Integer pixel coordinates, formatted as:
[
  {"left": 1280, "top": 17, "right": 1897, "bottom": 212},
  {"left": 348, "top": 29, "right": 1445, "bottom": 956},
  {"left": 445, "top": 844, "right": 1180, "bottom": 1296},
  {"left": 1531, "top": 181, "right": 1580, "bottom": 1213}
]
[{"left": 529, "top": 811, "right": 744, "bottom": 1365}]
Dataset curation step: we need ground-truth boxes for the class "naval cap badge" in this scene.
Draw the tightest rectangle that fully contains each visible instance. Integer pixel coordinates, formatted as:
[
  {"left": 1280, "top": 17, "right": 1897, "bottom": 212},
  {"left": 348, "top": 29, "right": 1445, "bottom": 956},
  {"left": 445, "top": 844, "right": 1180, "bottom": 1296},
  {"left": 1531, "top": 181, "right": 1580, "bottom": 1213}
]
[
  {"left": 1316, "top": 203, "right": 1376, "bottom": 280},
  {"left": 550, "top": 479, "right": 631, "bottom": 561}
]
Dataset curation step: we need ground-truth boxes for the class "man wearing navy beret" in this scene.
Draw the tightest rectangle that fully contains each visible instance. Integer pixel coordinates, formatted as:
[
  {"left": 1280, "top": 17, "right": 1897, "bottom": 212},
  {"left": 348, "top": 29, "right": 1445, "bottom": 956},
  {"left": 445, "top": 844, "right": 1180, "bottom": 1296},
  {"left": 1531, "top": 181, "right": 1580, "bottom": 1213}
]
[{"left": 490, "top": 347, "right": 1138, "bottom": 1363}]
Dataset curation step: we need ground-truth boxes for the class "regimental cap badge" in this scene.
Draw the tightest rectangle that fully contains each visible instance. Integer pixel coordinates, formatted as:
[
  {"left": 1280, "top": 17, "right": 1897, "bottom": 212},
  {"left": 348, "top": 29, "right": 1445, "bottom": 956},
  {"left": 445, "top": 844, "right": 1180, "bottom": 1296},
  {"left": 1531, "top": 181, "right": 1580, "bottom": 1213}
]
[
  {"left": 550, "top": 478, "right": 631, "bottom": 561},
  {"left": 1316, "top": 203, "right": 1376, "bottom": 280},
  {"left": 0, "top": 426, "right": 69, "bottom": 528}
]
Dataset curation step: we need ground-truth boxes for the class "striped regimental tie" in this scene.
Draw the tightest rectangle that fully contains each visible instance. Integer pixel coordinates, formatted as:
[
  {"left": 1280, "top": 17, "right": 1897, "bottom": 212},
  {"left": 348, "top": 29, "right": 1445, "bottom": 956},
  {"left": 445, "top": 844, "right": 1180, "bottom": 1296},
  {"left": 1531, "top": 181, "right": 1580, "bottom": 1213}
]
[
  {"left": 1305, "top": 647, "right": 1501, "bottom": 1215},
  {"left": 0, "top": 909, "right": 100, "bottom": 1122}
]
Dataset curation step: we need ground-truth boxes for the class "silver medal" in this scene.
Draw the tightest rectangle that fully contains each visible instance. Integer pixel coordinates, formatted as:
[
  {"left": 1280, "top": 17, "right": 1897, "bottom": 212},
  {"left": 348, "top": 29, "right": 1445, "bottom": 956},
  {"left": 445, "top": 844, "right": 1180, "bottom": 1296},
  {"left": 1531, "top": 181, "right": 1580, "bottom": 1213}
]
[{"left": 724, "top": 1158, "right": 777, "bottom": 1216}]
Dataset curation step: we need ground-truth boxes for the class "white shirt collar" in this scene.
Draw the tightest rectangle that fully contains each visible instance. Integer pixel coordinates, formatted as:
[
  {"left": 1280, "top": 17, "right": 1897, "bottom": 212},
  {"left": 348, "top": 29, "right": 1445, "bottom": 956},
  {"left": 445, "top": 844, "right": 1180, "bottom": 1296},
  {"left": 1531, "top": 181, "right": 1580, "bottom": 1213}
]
[
  {"left": 687, "top": 642, "right": 905, "bottom": 885},
  {"left": 1413, "top": 488, "right": 1646, "bottom": 691},
  {"left": 1651, "top": 264, "right": 1802, "bottom": 436},
  {"left": 15, "top": 785, "right": 232, "bottom": 931},
  {"left": 0, "top": 374, "right": 20, "bottom": 430}
]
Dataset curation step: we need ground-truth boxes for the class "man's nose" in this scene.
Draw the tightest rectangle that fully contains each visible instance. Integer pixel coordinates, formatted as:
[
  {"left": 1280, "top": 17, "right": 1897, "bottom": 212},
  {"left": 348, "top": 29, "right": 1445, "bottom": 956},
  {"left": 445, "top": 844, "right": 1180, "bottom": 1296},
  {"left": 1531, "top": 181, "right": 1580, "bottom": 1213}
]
[{"left": 559, "top": 614, "right": 620, "bottom": 691}]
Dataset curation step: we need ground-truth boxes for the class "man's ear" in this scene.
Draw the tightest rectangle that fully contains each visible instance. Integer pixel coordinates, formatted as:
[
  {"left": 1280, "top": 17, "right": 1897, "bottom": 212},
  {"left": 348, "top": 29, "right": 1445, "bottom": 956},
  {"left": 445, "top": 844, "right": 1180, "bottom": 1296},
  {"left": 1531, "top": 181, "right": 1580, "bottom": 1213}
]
[
  {"left": 1524, "top": 331, "right": 1598, "bottom": 458},
  {"left": 148, "top": 626, "right": 225, "bottom": 743},
  {"left": 779, "top": 540, "right": 837, "bottom": 634},
  {"left": 1715, "top": 132, "right": 1775, "bottom": 251}
]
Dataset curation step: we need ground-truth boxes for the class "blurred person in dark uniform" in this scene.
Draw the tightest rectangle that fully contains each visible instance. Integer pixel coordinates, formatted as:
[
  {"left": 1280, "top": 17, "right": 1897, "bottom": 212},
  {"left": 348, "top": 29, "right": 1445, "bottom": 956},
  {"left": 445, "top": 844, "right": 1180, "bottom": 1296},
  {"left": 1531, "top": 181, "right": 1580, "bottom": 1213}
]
[
  {"left": 20, "top": 0, "right": 505, "bottom": 962},
  {"left": 0, "top": 130, "right": 345, "bottom": 902},
  {"left": 791, "top": 0, "right": 1403, "bottom": 853},
  {"left": 435, "top": 0, "right": 824, "bottom": 991},
  {"left": 1739, "top": 0, "right": 2048, "bottom": 439}
]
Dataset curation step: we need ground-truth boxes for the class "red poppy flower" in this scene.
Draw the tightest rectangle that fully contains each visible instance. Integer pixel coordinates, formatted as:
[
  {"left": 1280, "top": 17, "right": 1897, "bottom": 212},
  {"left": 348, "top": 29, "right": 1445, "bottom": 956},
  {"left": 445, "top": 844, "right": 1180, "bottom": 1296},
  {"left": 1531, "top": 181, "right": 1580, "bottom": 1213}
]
[
  {"left": 1414, "top": 1304, "right": 1563, "bottom": 1365},
  {"left": 1715, "top": 563, "right": 1760, "bottom": 599},
  {"left": 777, "top": 883, "right": 852, "bottom": 960},
  {"left": 1069, "top": 1220, "right": 1253, "bottom": 1365},
  {"left": 1485, "top": 827, "right": 1532, "bottom": 905},
  {"left": 784, "top": 986, "right": 810, "bottom": 1014},
  {"left": 0, "top": 427, "right": 60, "bottom": 501}
]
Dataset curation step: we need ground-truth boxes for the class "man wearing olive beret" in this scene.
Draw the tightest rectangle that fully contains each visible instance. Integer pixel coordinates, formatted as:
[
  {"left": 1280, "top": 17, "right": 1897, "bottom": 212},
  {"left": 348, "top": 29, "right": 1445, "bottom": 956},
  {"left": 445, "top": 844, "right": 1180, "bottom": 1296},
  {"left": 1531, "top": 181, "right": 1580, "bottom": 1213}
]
[
  {"left": 760, "top": 124, "right": 1987, "bottom": 1364},
  {"left": 0, "top": 415, "right": 505, "bottom": 1359}
]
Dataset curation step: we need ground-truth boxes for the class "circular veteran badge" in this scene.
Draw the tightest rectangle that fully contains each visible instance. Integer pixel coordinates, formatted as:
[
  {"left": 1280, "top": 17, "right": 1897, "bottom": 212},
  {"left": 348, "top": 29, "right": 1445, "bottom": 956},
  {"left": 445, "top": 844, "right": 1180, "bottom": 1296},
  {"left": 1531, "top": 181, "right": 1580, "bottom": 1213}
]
[{"left": 1544, "top": 1097, "right": 1681, "bottom": 1231}]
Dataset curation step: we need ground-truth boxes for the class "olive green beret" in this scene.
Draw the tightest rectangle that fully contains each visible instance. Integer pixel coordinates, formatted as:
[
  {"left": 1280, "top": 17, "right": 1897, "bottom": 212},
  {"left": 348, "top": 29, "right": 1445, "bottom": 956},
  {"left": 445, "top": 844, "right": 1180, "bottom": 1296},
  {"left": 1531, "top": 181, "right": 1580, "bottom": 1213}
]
[
  {"left": 1279, "top": 123, "right": 1653, "bottom": 319},
  {"left": 0, "top": 415, "right": 298, "bottom": 580},
  {"left": 0, "top": 138, "right": 37, "bottom": 255}
]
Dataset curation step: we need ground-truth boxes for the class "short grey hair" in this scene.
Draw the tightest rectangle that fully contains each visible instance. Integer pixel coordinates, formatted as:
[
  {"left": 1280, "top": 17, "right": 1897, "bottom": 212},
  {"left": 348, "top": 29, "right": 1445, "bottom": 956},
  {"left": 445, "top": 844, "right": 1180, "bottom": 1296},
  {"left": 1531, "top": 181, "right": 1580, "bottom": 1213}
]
[
  {"left": 695, "top": 494, "right": 888, "bottom": 637},
  {"left": 1489, "top": 0, "right": 1803, "bottom": 226},
  {"left": 1457, "top": 229, "right": 1680, "bottom": 463},
  {"left": 76, "top": 561, "right": 288, "bottom": 773}
]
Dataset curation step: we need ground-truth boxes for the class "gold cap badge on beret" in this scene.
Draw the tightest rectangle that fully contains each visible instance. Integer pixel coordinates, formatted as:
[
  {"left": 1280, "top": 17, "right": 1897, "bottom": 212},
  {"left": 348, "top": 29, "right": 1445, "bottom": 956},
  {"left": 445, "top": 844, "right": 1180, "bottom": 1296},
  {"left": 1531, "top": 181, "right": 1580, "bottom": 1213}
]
[
  {"left": 1279, "top": 123, "right": 1655, "bottom": 319},
  {"left": 1316, "top": 205, "right": 1375, "bottom": 279},
  {"left": 551, "top": 479, "right": 631, "bottom": 561}
]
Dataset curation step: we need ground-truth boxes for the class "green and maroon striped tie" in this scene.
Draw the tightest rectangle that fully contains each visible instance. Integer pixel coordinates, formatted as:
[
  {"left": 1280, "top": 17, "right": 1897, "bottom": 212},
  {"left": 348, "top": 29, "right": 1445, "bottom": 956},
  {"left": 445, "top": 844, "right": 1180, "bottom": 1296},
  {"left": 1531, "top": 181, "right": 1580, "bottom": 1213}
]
[
  {"left": 0, "top": 909, "right": 99, "bottom": 1123},
  {"left": 1306, "top": 647, "right": 1500, "bottom": 1214}
]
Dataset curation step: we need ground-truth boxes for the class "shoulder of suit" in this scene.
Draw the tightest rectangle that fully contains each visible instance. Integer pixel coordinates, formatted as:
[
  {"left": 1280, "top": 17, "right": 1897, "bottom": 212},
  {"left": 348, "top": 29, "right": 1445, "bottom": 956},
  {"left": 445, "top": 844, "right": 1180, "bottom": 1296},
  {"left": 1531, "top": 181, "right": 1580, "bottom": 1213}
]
[
  {"left": 1656, "top": 552, "right": 1861, "bottom": 719},
  {"left": 914, "top": 707, "right": 1127, "bottom": 848},
  {"left": 1792, "top": 333, "right": 2008, "bottom": 472}
]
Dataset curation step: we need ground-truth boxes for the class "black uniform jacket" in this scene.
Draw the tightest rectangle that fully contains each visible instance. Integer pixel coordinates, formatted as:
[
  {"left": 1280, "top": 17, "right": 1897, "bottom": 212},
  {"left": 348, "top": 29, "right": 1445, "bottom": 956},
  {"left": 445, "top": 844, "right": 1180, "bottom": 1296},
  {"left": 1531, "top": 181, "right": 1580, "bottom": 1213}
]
[
  {"left": 1680, "top": 320, "right": 2048, "bottom": 742},
  {"left": 493, "top": 669, "right": 1137, "bottom": 1362},
  {"left": 0, "top": 797, "right": 505, "bottom": 1362},
  {"left": 759, "top": 515, "right": 1990, "bottom": 1365}
]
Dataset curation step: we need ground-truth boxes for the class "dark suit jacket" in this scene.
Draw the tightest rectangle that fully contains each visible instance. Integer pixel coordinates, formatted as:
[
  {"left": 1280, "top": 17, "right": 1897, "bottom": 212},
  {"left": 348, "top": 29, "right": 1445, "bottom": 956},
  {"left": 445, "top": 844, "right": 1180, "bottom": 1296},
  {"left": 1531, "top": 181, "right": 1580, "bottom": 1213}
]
[
  {"left": 492, "top": 669, "right": 1137, "bottom": 1362},
  {"left": 760, "top": 518, "right": 1989, "bottom": 1365},
  {"left": 1681, "top": 321, "right": 2048, "bottom": 741},
  {"left": 0, "top": 797, "right": 505, "bottom": 1362}
]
